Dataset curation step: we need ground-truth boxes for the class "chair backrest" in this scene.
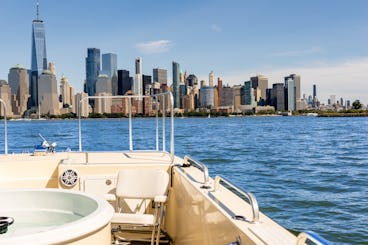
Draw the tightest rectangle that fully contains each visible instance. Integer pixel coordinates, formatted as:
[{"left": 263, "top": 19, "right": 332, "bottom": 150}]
[{"left": 116, "top": 169, "right": 169, "bottom": 199}]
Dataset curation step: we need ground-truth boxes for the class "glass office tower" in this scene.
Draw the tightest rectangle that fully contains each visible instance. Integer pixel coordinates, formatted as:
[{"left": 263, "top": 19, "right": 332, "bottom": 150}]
[{"left": 30, "top": 8, "right": 47, "bottom": 108}]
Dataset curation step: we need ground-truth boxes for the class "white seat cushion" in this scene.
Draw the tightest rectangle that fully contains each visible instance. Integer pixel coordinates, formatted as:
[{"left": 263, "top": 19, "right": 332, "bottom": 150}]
[
  {"left": 111, "top": 213, "right": 155, "bottom": 226},
  {"left": 104, "top": 193, "right": 116, "bottom": 201}
]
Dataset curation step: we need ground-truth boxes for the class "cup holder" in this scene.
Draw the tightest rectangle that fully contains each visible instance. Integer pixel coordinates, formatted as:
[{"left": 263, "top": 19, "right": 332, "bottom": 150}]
[{"left": 0, "top": 217, "right": 14, "bottom": 234}]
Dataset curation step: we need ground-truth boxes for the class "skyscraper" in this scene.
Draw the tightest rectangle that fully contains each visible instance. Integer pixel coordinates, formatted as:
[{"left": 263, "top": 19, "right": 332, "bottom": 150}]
[
  {"left": 209, "top": 71, "right": 214, "bottom": 87},
  {"left": 8, "top": 65, "right": 29, "bottom": 116},
  {"left": 242, "top": 81, "right": 255, "bottom": 106},
  {"left": 38, "top": 70, "right": 59, "bottom": 115},
  {"left": 30, "top": 1, "right": 47, "bottom": 108},
  {"left": 287, "top": 78, "right": 295, "bottom": 111},
  {"left": 117, "top": 70, "right": 131, "bottom": 95},
  {"left": 153, "top": 68, "right": 167, "bottom": 86},
  {"left": 271, "top": 83, "right": 285, "bottom": 111},
  {"left": 134, "top": 57, "right": 143, "bottom": 96},
  {"left": 186, "top": 74, "right": 198, "bottom": 87},
  {"left": 102, "top": 53, "right": 118, "bottom": 95},
  {"left": 284, "top": 74, "right": 301, "bottom": 110},
  {"left": 250, "top": 75, "right": 268, "bottom": 103},
  {"left": 172, "top": 61, "right": 180, "bottom": 108},
  {"left": 85, "top": 48, "right": 100, "bottom": 99},
  {"left": 102, "top": 53, "right": 117, "bottom": 78}
]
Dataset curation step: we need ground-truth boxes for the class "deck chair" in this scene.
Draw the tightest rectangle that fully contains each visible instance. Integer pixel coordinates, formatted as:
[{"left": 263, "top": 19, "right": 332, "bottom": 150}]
[{"left": 111, "top": 169, "right": 169, "bottom": 245}]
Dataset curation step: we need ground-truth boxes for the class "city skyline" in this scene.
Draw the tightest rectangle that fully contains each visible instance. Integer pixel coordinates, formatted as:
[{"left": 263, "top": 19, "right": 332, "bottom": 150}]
[{"left": 0, "top": 1, "right": 367, "bottom": 104}]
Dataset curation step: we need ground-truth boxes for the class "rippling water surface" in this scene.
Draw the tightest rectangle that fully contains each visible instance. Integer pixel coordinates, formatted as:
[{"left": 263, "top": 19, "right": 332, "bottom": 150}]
[{"left": 1, "top": 116, "right": 367, "bottom": 244}]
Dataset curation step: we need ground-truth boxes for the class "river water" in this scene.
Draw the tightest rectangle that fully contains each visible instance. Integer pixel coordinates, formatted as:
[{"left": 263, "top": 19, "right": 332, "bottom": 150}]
[{"left": 1, "top": 116, "right": 367, "bottom": 244}]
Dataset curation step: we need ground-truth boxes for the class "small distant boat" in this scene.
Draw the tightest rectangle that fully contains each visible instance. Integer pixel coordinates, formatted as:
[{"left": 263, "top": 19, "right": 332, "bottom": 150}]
[
  {"left": 307, "top": 112, "right": 318, "bottom": 117},
  {"left": 208, "top": 114, "right": 211, "bottom": 118},
  {"left": 281, "top": 111, "right": 292, "bottom": 116}
]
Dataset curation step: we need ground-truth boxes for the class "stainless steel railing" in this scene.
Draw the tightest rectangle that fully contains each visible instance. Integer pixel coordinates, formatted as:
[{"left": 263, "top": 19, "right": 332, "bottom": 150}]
[
  {"left": 183, "top": 155, "right": 211, "bottom": 188},
  {"left": 296, "top": 231, "right": 330, "bottom": 245},
  {"left": 78, "top": 92, "right": 174, "bottom": 158},
  {"left": 214, "top": 175, "right": 259, "bottom": 223},
  {"left": 0, "top": 98, "right": 8, "bottom": 155}
]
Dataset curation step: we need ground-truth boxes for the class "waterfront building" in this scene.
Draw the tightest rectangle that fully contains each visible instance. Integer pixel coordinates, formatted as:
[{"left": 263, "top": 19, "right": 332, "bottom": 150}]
[
  {"left": 30, "top": 2, "right": 48, "bottom": 108},
  {"left": 102, "top": 53, "right": 118, "bottom": 95},
  {"left": 96, "top": 74, "right": 111, "bottom": 95},
  {"left": 221, "top": 86, "right": 233, "bottom": 107},
  {"left": 209, "top": 71, "right": 214, "bottom": 87},
  {"left": 265, "top": 88, "right": 272, "bottom": 106},
  {"left": 49, "top": 62, "right": 56, "bottom": 76},
  {"left": 142, "top": 75, "right": 152, "bottom": 95},
  {"left": 241, "top": 81, "right": 256, "bottom": 107},
  {"left": 284, "top": 74, "right": 301, "bottom": 110},
  {"left": 179, "top": 83, "right": 187, "bottom": 109},
  {"left": 233, "top": 85, "right": 242, "bottom": 112},
  {"left": 134, "top": 57, "right": 143, "bottom": 97},
  {"left": 199, "top": 86, "right": 214, "bottom": 108},
  {"left": 217, "top": 78, "right": 223, "bottom": 106},
  {"left": 250, "top": 75, "right": 268, "bottom": 104},
  {"left": 38, "top": 70, "right": 59, "bottom": 115},
  {"left": 59, "top": 76, "right": 75, "bottom": 114},
  {"left": 329, "top": 95, "right": 336, "bottom": 106},
  {"left": 102, "top": 53, "right": 117, "bottom": 78},
  {"left": 69, "top": 86, "right": 75, "bottom": 113},
  {"left": 0, "top": 80, "right": 13, "bottom": 118},
  {"left": 186, "top": 74, "right": 198, "bottom": 87},
  {"left": 85, "top": 48, "right": 101, "bottom": 99},
  {"left": 75, "top": 92, "right": 90, "bottom": 117},
  {"left": 287, "top": 78, "right": 295, "bottom": 111},
  {"left": 94, "top": 92, "right": 112, "bottom": 114},
  {"left": 153, "top": 68, "right": 167, "bottom": 91},
  {"left": 8, "top": 65, "right": 29, "bottom": 116},
  {"left": 172, "top": 61, "right": 180, "bottom": 108},
  {"left": 117, "top": 70, "right": 131, "bottom": 95},
  {"left": 59, "top": 75, "right": 73, "bottom": 108},
  {"left": 271, "top": 83, "right": 285, "bottom": 111},
  {"left": 312, "top": 84, "right": 318, "bottom": 108}
]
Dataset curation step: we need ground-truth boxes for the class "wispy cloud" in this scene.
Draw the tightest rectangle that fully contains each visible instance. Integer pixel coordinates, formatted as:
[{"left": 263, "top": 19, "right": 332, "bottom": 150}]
[
  {"left": 135, "top": 40, "right": 173, "bottom": 54},
  {"left": 211, "top": 24, "right": 222, "bottom": 32},
  {"left": 222, "top": 57, "right": 368, "bottom": 104},
  {"left": 271, "top": 46, "right": 324, "bottom": 57}
]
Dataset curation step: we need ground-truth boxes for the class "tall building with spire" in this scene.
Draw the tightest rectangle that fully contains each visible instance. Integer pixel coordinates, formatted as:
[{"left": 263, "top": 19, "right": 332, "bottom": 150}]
[{"left": 30, "top": 1, "right": 48, "bottom": 108}]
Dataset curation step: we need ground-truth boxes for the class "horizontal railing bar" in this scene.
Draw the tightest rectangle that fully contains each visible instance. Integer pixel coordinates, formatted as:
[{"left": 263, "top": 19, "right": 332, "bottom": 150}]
[
  {"left": 297, "top": 231, "right": 331, "bottom": 245},
  {"left": 183, "top": 155, "right": 210, "bottom": 188},
  {"left": 78, "top": 93, "right": 174, "bottom": 158},
  {"left": 214, "top": 175, "right": 259, "bottom": 223}
]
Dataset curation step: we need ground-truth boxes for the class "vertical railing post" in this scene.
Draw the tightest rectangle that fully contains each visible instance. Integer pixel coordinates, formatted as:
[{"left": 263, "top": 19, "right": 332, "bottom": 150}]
[
  {"left": 155, "top": 97, "right": 159, "bottom": 151},
  {"left": 78, "top": 99, "right": 82, "bottom": 152},
  {"left": 162, "top": 95, "right": 166, "bottom": 152},
  {"left": 170, "top": 93, "right": 174, "bottom": 158},
  {"left": 129, "top": 97, "right": 133, "bottom": 151},
  {"left": 0, "top": 99, "right": 7, "bottom": 155}
]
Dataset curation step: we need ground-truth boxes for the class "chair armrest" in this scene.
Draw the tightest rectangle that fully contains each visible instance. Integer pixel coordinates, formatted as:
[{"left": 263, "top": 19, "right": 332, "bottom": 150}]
[{"left": 154, "top": 195, "right": 167, "bottom": 203}]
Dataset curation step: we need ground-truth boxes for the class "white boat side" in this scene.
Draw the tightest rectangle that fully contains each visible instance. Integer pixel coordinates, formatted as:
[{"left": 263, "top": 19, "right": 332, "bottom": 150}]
[{"left": 0, "top": 93, "right": 330, "bottom": 245}]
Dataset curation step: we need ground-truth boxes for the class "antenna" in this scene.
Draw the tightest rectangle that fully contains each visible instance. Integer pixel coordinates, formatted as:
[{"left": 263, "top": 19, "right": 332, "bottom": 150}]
[{"left": 36, "top": 0, "right": 39, "bottom": 20}]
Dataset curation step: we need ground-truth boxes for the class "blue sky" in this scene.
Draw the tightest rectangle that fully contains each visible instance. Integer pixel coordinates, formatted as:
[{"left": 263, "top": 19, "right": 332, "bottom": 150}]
[{"left": 0, "top": 0, "right": 368, "bottom": 104}]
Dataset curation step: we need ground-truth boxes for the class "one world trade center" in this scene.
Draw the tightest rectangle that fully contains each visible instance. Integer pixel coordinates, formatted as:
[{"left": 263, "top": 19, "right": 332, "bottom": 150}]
[{"left": 30, "top": 1, "right": 47, "bottom": 108}]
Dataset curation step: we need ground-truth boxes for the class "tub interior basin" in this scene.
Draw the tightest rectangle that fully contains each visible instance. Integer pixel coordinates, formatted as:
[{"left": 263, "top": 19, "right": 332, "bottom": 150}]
[{"left": 0, "top": 188, "right": 113, "bottom": 244}]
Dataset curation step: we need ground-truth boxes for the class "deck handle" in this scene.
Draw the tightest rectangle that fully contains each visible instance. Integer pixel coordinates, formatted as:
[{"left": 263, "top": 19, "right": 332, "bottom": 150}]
[
  {"left": 183, "top": 155, "right": 211, "bottom": 188},
  {"left": 214, "top": 175, "right": 259, "bottom": 223}
]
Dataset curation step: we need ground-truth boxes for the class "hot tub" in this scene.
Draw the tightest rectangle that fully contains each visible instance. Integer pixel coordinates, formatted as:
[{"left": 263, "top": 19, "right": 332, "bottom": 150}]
[{"left": 0, "top": 188, "right": 114, "bottom": 244}]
